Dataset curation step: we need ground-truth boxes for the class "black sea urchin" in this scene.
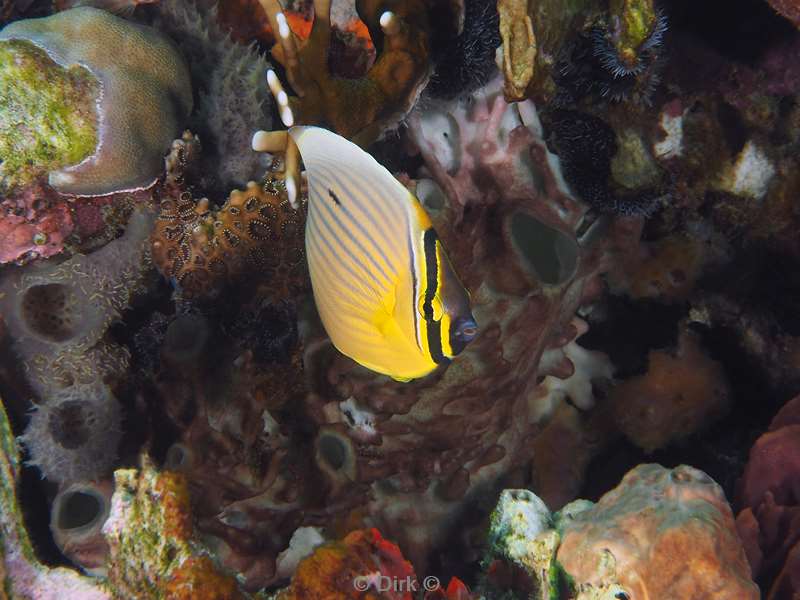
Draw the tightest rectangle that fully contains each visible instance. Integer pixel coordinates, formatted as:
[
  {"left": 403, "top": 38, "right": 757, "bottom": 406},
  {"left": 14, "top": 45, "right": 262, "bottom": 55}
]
[{"left": 554, "top": 10, "right": 668, "bottom": 106}]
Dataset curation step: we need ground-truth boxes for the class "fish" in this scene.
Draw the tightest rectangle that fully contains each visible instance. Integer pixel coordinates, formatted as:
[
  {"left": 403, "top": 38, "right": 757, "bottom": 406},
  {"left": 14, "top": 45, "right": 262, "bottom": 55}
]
[{"left": 288, "top": 126, "right": 478, "bottom": 381}]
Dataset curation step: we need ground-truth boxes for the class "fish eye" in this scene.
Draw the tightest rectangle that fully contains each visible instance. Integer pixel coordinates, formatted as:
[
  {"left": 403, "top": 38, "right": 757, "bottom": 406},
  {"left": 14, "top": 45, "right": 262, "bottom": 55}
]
[{"left": 454, "top": 317, "right": 478, "bottom": 341}]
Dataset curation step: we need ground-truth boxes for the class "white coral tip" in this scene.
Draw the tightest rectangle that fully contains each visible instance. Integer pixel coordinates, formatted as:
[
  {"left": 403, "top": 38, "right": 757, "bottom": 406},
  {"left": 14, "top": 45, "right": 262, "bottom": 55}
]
[
  {"left": 379, "top": 11, "right": 399, "bottom": 35},
  {"left": 252, "top": 130, "right": 271, "bottom": 152},
  {"left": 281, "top": 106, "right": 294, "bottom": 128},
  {"left": 286, "top": 175, "right": 298, "bottom": 209},
  {"left": 276, "top": 12, "right": 291, "bottom": 39}
]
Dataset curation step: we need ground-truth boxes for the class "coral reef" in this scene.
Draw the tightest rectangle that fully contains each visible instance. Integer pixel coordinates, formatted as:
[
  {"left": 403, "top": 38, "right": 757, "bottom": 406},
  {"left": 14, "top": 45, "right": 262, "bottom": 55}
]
[
  {"left": 20, "top": 382, "right": 123, "bottom": 483},
  {"left": 481, "top": 489, "right": 561, "bottom": 597},
  {"left": 0, "top": 7, "right": 192, "bottom": 195},
  {"left": 258, "top": 0, "right": 436, "bottom": 145},
  {"left": 0, "top": 396, "right": 111, "bottom": 600},
  {"left": 0, "top": 0, "right": 797, "bottom": 596},
  {"left": 103, "top": 457, "right": 247, "bottom": 599},
  {"left": 275, "top": 528, "right": 415, "bottom": 599},
  {"left": 481, "top": 465, "right": 759, "bottom": 599},
  {"left": 556, "top": 464, "right": 759, "bottom": 599},
  {"left": 736, "top": 395, "right": 800, "bottom": 599},
  {"left": 274, "top": 527, "right": 476, "bottom": 599},
  {"left": 289, "top": 74, "right": 614, "bottom": 570},
  {"left": 0, "top": 206, "right": 154, "bottom": 398}
]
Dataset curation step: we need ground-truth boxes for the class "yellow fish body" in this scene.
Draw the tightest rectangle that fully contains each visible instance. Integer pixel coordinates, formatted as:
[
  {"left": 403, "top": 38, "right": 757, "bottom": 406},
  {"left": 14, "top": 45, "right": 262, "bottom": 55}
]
[{"left": 290, "top": 126, "right": 477, "bottom": 381}]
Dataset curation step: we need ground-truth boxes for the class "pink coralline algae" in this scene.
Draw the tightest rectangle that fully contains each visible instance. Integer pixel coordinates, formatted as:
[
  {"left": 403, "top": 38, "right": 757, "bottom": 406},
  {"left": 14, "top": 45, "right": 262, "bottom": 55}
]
[
  {"left": 0, "top": 179, "right": 74, "bottom": 265},
  {"left": 736, "top": 395, "right": 800, "bottom": 600}
]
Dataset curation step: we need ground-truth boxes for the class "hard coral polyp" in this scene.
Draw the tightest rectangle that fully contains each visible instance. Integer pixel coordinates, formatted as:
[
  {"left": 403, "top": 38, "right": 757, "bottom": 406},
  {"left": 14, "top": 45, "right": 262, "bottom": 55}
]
[
  {"left": 151, "top": 180, "right": 306, "bottom": 300},
  {"left": 0, "top": 7, "right": 192, "bottom": 195}
]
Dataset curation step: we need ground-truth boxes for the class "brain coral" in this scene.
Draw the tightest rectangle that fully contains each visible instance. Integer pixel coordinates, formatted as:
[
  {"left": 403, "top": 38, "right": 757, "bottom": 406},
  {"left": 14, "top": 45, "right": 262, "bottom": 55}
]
[{"left": 0, "top": 7, "right": 192, "bottom": 195}]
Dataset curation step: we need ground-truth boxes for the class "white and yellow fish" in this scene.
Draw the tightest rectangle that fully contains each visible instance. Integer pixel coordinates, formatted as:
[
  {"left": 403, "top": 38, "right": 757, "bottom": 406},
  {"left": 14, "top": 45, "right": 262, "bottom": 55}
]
[{"left": 253, "top": 71, "right": 477, "bottom": 381}]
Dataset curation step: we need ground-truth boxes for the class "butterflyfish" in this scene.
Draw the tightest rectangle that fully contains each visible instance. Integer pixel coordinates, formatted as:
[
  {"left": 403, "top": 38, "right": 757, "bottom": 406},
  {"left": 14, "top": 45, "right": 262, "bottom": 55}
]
[{"left": 275, "top": 126, "right": 478, "bottom": 381}]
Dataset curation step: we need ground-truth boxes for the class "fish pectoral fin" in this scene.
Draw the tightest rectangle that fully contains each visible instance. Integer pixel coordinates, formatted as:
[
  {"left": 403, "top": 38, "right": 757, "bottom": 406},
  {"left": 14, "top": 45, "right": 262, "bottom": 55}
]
[
  {"left": 371, "top": 283, "right": 400, "bottom": 340},
  {"left": 373, "top": 307, "right": 399, "bottom": 340}
]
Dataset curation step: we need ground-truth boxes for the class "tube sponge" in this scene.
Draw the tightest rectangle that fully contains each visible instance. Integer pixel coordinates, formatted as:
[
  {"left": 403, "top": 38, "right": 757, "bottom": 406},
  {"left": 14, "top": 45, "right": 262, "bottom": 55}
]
[
  {"left": 0, "top": 7, "right": 192, "bottom": 195},
  {"left": 0, "top": 207, "right": 154, "bottom": 395},
  {"left": 20, "top": 383, "right": 123, "bottom": 483}
]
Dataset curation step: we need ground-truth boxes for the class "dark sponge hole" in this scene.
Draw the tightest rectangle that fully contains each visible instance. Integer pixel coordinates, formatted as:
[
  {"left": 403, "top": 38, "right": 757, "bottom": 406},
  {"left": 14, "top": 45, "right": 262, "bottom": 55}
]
[
  {"left": 48, "top": 400, "right": 91, "bottom": 450},
  {"left": 21, "top": 283, "right": 79, "bottom": 342},
  {"left": 58, "top": 491, "right": 102, "bottom": 530},
  {"left": 318, "top": 434, "right": 347, "bottom": 471}
]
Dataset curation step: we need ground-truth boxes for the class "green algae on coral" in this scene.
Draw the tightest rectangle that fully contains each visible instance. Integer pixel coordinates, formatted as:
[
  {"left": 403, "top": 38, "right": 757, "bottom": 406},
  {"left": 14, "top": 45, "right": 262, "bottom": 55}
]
[
  {"left": 610, "top": 129, "right": 661, "bottom": 190},
  {"left": 104, "top": 459, "right": 247, "bottom": 600},
  {"left": 0, "top": 39, "right": 99, "bottom": 194},
  {"left": 0, "top": 7, "right": 192, "bottom": 196},
  {"left": 609, "top": 0, "right": 657, "bottom": 64}
]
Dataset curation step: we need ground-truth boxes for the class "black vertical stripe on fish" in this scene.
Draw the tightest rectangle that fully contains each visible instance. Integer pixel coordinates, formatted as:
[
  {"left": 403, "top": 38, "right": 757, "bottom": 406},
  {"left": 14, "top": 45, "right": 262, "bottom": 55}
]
[
  {"left": 427, "top": 320, "right": 449, "bottom": 365},
  {"left": 422, "top": 228, "right": 439, "bottom": 321},
  {"left": 421, "top": 228, "right": 447, "bottom": 364}
]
